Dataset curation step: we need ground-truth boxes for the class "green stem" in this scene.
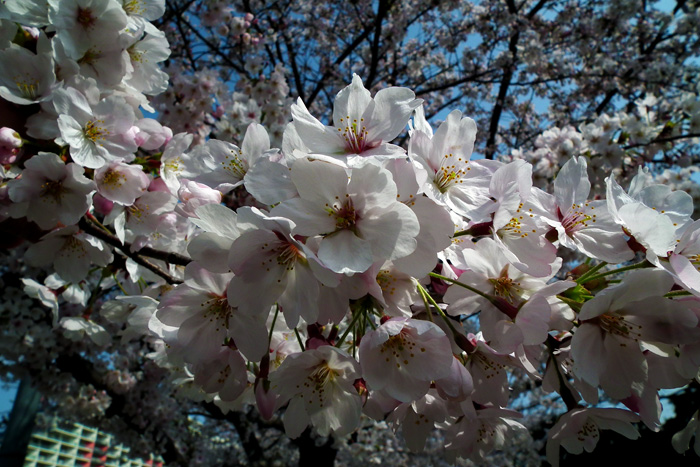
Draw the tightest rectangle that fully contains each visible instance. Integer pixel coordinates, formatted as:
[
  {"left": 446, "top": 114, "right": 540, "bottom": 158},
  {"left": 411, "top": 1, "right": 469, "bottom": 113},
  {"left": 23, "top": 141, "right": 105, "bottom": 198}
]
[
  {"left": 428, "top": 272, "right": 493, "bottom": 301},
  {"left": 665, "top": 290, "right": 693, "bottom": 298},
  {"left": 556, "top": 295, "right": 583, "bottom": 313},
  {"left": 268, "top": 305, "right": 279, "bottom": 347},
  {"left": 575, "top": 261, "right": 607, "bottom": 284},
  {"left": 417, "top": 283, "right": 459, "bottom": 336},
  {"left": 579, "top": 260, "right": 652, "bottom": 283},
  {"left": 293, "top": 328, "right": 305, "bottom": 351},
  {"left": 113, "top": 275, "right": 128, "bottom": 296},
  {"left": 336, "top": 307, "right": 365, "bottom": 348},
  {"left": 418, "top": 283, "right": 434, "bottom": 323}
]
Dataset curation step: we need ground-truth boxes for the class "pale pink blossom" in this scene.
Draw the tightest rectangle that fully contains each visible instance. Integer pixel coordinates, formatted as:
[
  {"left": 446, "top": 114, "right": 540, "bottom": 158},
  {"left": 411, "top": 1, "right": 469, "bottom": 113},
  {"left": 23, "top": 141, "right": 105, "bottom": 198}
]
[
  {"left": 359, "top": 317, "right": 453, "bottom": 402},
  {"left": 7, "top": 152, "right": 95, "bottom": 230},
  {"left": 269, "top": 346, "right": 362, "bottom": 438},
  {"left": 95, "top": 161, "right": 150, "bottom": 205},
  {"left": 272, "top": 158, "right": 419, "bottom": 274},
  {"left": 546, "top": 408, "right": 640, "bottom": 467}
]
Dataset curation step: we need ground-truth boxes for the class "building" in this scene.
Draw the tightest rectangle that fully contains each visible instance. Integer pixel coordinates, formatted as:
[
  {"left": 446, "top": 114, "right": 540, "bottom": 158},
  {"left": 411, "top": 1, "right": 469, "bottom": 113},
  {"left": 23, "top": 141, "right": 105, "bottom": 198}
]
[{"left": 22, "top": 416, "right": 163, "bottom": 467}]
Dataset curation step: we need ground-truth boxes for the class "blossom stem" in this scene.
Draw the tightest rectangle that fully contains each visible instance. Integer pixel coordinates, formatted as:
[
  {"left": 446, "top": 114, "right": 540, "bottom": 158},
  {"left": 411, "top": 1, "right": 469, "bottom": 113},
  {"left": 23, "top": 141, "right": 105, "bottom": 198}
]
[
  {"left": 665, "top": 290, "right": 692, "bottom": 298},
  {"left": 428, "top": 272, "right": 493, "bottom": 301},
  {"left": 336, "top": 307, "right": 366, "bottom": 349},
  {"left": 417, "top": 283, "right": 460, "bottom": 337},
  {"left": 268, "top": 305, "right": 280, "bottom": 347},
  {"left": 556, "top": 295, "right": 583, "bottom": 313},
  {"left": 293, "top": 328, "right": 305, "bottom": 351},
  {"left": 578, "top": 260, "right": 652, "bottom": 283},
  {"left": 418, "top": 284, "right": 434, "bottom": 322},
  {"left": 112, "top": 274, "right": 128, "bottom": 296},
  {"left": 575, "top": 261, "right": 608, "bottom": 284}
]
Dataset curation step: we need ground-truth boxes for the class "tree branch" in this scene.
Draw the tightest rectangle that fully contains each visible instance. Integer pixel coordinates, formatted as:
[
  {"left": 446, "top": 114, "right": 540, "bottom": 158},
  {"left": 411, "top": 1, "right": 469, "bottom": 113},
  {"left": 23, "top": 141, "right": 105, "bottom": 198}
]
[{"left": 78, "top": 218, "right": 187, "bottom": 284}]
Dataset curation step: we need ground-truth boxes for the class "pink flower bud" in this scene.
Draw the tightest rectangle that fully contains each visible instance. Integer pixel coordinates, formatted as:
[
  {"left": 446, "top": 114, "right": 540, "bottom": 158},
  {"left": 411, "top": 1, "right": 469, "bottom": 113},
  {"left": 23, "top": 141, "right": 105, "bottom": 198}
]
[
  {"left": 148, "top": 177, "right": 170, "bottom": 193},
  {"left": 0, "top": 127, "right": 22, "bottom": 164},
  {"left": 134, "top": 119, "right": 173, "bottom": 150},
  {"left": 175, "top": 180, "right": 222, "bottom": 218},
  {"left": 254, "top": 379, "right": 278, "bottom": 420},
  {"left": 212, "top": 105, "right": 225, "bottom": 118},
  {"left": 92, "top": 193, "right": 114, "bottom": 216}
]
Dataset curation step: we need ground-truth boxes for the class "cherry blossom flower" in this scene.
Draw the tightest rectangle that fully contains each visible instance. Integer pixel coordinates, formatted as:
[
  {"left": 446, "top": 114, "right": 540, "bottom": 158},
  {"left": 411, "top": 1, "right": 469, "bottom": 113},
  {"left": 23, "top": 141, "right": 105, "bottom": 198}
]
[
  {"left": 288, "top": 74, "right": 421, "bottom": 163},
  {"left": 661, "top": 219, "right": 700, "bottom": 297},
  {"left": 56, "top": 89, "right": 138, "bottom": 169},
  {"left": 571, "top": 269, "right": 700, "bottom": 399},
  {"left": 94, "top": 161, "right": 150, "bottom": 205},
  {"left": 174, "top": 180, "right": 222, "bottom": 218},
  {"left": 546, "top": 408, "right": 640, "bottom": 467},
  {"left": 607, "top": 167, "right": 693, "bottom": 257},
  {"left": 0, "top": 39, "right": 55, "bottom": 105},
  {"left": 60, "top": 316, "right": 111, "bottom": 346},
  {"left": 444, "top": 403, "right": 526, "bottom": 463},
  {"left": 0, "top": 127, "right": 22, "bottom": 164},
  {"left": 359, "top": 317, "right": 453, "bottom": 402},
  {"left": 48, "top": 0, "right": 128, "bottom": 59},
  {"left": 272, "top": 158, "right": 420, "bottom": 274},
  {"left": 24, "top": 226, "right": 112, "bottom": 283},
  {"left": 386, "top": 389, "right": 449, "bottom": 452},
  {"left": 7, "top": 152, "right": 95, "bottom": 230},
  {"left": 185, "top": 122, "right": 278, "bottom": 193},
  {"left": 530, "top": 156, "right": 633, "bottom": 263},
  {"left": 226, "top": 206, "right": 339, "bottom": 327},
  {"left": 191, "top": 346, "right": 249, "bottom": 402},
  {"left": 672, "top": 410, "right": 700, "bottom": 457},
  {"left": 155, "top": 264, "right": 269, "bottom": 363},
  {"left": 409, "top": 109, "right": 495, "bottom": 217},
  {"left": 269, "top": 345, "right": 362, "bottom": 438}
]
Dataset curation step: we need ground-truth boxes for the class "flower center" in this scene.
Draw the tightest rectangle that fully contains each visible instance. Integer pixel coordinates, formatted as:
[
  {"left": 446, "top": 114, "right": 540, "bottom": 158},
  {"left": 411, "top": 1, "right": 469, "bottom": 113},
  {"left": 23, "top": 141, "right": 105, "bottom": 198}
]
[
  {"left": 488, "top": 265, "right": 522, "bottom": 303},
  {"left": 222, "top": 148, "right": 247, "bottom": 180},
  {"left": 77, "top": 7, "right": 97, "bottom": 29},
  {"left": 84, "top": 120, "right": 108, "bottom": 144},
  {"left": 333, "top": 199, "right": 357, "bottom": 230},
  {"left": 379, "top": 332, "right": 423, "bottom": 370},
  {"left": 276, "top": 242, "right": 303, "bottom": 270},
  {"left": 433, "top": 154, "right": 469, "bottom": 193},
  {"left": 78, "top": 48, "right": 101, "bottom": 67},
  {"left": 337, "top": 116, "right": 371, "bottom": 154},
  {"left": 124, "top": 0, "right": 146, "bottom": 15},
  {"left": 14, "top": 75, "right": 39, "bottom": 100},
  {"left": 201, "top": 295, "right": 233, "bottom": 331},
  {"left": 561, "top": 203, "right": 596, "bottom": 235},
  {"left": 376, "top": 270, "right": 397, "bottom": 296},
  {"left": 41, "top": 180, "right": 65, "bottom": 202},
  {"left": 309, "top": 361, "right": 337, "bottom": 387},
  {"left": 597, "top": 313, "right": 643, "bottom": 341},
  {"left": 102, "top": 169, "right": 126, "bottom": 188}
]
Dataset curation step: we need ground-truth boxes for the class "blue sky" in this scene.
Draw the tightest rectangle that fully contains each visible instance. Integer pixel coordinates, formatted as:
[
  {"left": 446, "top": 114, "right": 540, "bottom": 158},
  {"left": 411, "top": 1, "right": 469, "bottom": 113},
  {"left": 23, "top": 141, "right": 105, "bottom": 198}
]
[{"left": 0, "top": 379, "right": 18, "bottom": 422}]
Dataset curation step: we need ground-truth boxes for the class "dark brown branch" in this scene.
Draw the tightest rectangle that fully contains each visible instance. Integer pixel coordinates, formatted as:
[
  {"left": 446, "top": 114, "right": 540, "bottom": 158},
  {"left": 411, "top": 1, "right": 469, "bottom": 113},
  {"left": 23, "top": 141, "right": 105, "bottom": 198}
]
[
  {"left": 281, "top": 30, "right": 306, "bottom": 102},
  {"left": 78, "top": 218, "right": 187, "bottom": 284},
  {"left": 167, "top": 0, "right": 248, "bottom": 75},
  {"left": 623, "top": 132, "right": 700, "bottom": 149},
  {"left": 485, "top": 30, "right": 520, "bottom": 159},
  {"left": 305, "top": 21, "right": 377, "bottom": 105},
  {"left": 365, "top": 0, "right": 391, "bottom": 89}
]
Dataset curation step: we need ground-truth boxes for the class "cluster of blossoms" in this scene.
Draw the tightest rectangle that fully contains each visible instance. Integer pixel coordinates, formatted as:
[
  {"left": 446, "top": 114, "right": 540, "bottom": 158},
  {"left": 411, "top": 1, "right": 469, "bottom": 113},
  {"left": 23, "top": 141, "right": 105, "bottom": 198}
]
[
  {"left": 2, "top": 1, "right": 700, "bottom": 465},
  {"left": 510, "top": 94, "right": 700, "bottom": 214}
]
